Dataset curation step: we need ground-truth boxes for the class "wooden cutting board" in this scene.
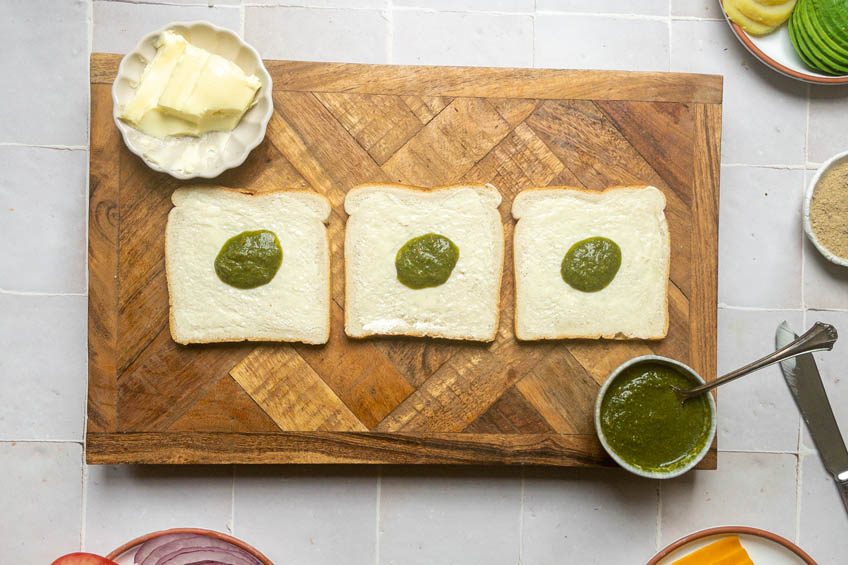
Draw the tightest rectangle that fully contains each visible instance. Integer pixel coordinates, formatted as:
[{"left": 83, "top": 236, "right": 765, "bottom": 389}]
[{"left": 87, "top": 53, "right": 721, "bottom": 466}]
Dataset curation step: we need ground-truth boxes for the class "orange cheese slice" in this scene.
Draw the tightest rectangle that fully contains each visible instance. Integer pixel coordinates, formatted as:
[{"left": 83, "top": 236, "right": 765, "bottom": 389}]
[{"left": 672, "top": 536, "right": 754, "bottom": 565}]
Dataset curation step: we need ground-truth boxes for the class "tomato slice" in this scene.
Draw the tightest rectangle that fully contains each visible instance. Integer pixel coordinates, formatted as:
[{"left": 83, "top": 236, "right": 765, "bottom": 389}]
[{"left": 51, "top": 553, "right": 118, "bottom": 565}]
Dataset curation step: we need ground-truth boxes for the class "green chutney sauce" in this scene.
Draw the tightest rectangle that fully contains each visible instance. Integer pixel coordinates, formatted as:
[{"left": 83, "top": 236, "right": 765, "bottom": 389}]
[
  {"left": 214, "top": 230, "right": 283, "bottom": 289},
  {"left": 600, "top": 363, "right": 712, "bottom": 473},
  {"left": 561, "top": 236, "right": 621, "bottom": 292},
  {"left": 395, "top": 233, "right": 459, "bottom": 289}
]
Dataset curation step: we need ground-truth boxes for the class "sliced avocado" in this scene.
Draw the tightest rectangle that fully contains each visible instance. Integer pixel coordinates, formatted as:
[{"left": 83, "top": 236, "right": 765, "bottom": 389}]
[
  {"left": 796, "top": 26, "right": 846, "bottom": 73},
  {"left": 791, "top": 3, "right": 844, "bottom": 73},
  {"left": 814, "top": 0, "right": 848, "bottom": 33},
  {"left": 790, "top": 11, "right": 823, "bottom": 69},
  {"left": 808, "top": 4, "right": 848, "bottom": 59},
  {"left": 815, "top": 0, "right": 848, "bottom": 49},
  {"left": 803, "top": 0, "right": 848, "bottom": 61},
  {"left": 811, "top": 0, "right": 848, "bottom": 49},
  {"left": 799, "top": 0, "right": 848, "bottom": 68}
]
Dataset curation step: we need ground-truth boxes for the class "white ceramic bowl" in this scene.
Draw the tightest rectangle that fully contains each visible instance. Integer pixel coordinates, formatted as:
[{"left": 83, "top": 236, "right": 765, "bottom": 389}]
[
  {"left": 111, "top": 21, "right": 273, "bottom": 179},
  {"left": 804, "top": 149, "right": 848, "bottom": 268},
  {"left": 594, "top": 355, "right": 717, "bottom": 479}
]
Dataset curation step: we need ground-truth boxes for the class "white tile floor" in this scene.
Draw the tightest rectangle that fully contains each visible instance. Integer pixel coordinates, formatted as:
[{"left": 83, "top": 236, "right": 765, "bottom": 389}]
[
  {"left": 379, "top": 468, "right": 523, "bottom": 565},
  {"left": 234, "top": 466, "right": 379, "bottom": 565},
  {"left": 1, "top": 1, "right": 847, "bottom": 563},
  {"left": 522, "top": 468, "right": 658, "bottom": 564}
]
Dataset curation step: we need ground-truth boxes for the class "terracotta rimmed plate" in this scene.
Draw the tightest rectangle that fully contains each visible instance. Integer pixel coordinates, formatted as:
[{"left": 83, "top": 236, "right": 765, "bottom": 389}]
[
  {"left": 648, "top": 525, "right": 817, "bottom": 564},
  {"left": 106, "top": 527, "right": 272, "bottom": 565},
  {"left": 719, "top": 1, "right": 848, "bottom": 85}
]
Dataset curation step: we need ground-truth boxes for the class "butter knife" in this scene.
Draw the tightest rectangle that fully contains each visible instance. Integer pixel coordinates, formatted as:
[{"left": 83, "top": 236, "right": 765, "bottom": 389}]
[{"left": 776, "top": 321, "right": 848, "bottom": 515}]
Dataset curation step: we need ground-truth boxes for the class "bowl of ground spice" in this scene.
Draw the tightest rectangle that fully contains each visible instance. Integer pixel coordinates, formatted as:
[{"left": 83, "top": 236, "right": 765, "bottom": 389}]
[{"left": 805, "top": 149, "right": 848, "bottom": 267}]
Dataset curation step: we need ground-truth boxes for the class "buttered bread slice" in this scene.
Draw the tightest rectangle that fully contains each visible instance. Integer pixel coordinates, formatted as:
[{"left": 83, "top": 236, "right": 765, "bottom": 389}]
[
  {"left": 344, "top": 183, "right": 504, "bottom": 341},
  {"left": 166, "top": 186, "right": 331, "bottom": 344},
  {"left": 512, "top": 186, "right": 670, "bottom": 340}
]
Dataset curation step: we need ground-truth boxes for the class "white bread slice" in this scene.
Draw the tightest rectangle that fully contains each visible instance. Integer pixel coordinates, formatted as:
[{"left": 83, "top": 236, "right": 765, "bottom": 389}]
[
  {"left": 166, "top": 186, "right": 331, "bottom": 344},
  {"left": 344, "top": 183, "right": 504, "bottom": 341},
  {"left": 512, "top": 186, "right": 670, "bottom": 340}
]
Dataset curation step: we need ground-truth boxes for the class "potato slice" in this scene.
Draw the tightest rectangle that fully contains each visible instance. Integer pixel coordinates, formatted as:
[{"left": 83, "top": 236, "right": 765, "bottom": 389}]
[
  {"left": 724, "top": 0, "right": 779, "bottom": 35},
  {"left": 736, "top": 0, "right": 797, "bottom": 27}
]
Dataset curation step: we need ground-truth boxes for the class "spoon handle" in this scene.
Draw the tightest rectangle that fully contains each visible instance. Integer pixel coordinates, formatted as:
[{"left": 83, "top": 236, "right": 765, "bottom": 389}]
[{"left": 680, "top": 322, "right": 838, "bottom": 399}]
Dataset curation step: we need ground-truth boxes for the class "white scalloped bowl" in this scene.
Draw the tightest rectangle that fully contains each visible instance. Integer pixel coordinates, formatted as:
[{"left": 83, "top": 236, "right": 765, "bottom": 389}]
[{"left": 111, "top": 21, "right": 273, "bottom": 179}]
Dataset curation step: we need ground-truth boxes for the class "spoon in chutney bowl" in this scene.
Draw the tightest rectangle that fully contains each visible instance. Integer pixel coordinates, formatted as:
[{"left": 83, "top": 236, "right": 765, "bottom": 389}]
[
  {"left": 671, "top": 322, "right": 838, "bottom": 404},
  {"left": 595, "top": 322, "right": 837, "bottom": 479}
]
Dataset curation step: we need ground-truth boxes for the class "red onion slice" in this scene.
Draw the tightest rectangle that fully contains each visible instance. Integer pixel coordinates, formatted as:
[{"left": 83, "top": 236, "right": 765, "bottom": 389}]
[
  {"left": 157, "top": 549, "right": 256, "bottom": 565},
  {"left": 140, "top": 536, "right": 259, "bottom": 565},
  {"left": 135, "top": 534, "right": 197, "bottom": 564}
]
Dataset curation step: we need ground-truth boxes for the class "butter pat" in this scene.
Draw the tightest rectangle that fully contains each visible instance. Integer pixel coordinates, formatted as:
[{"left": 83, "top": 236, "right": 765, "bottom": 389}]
[
  {"left": 121, "top": 31, "right": 187, "bottom": 125},
  {"left": 119, "top": 30, "right": 261, "bottom": 139},
  {"left": 672, "top": 536, "right": 754, "bottom": 565}
]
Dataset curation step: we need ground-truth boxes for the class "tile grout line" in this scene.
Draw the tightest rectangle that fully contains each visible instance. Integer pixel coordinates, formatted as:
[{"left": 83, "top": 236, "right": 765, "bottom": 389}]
[
  {"left": 801, "top": 83, "right": 810, "bottom": 313},
  {"left": 721, "top": 163, "right": 807, "bottom": 169},
  {"left": 0, "top": 290, "right": 87, "bottom": 297},
  {"left": 242, "top": 1, "right": 388, "bottom": 10},
  {"left": 375, "top": 465, "right": 382, "bottom": 565},
  {"left": 535, "top": 10, "right": 667, "bottom": 20},
  {"left": 80, "top": 455, "right": 89, "bottom": 551},
  {"left": 795, "top": 308, "right": 809, "bottom": 544},
  {"left": 81, "top": 2, "right": 94, "bottom": 551},
  {"left": 388, "top": 6, "right": 673, "bottom": 20},
  {"left": 530, "top": 0, "right": 536, "bottom": 69},
  {"left": 518, "top": 466, "right": 526, "bottom": 564},
  {"left": 240, "top": 1, "right": 245, "bottom": 38},
  {"left": 667, "top": 0, "right": 671, "bottom": 73},
  {"left": 0, "top": 143, "right": 87, "bottom": 151},
  {"left": 101, "top": 0, "right": 226, "bottom": 6},
  {"left": 0, "top": 439, "right": 85, "bottom": 444},
  {"left": 386, "top": 0, "right": 393, "bottom": 65},
  {"left": 84, "top": 0, "right": 94, "bottom": 455},
  {"left": 795, "top": 452, "right": 805, "bottom": 545},
  {"left": 117, "top": 1, "right": 733, "bottom": 22},
  {"left": 230, "top": 465, "right": 237, "bottom": 534},
  {"left": 718, "top": 304, "right": 804, "bottom": 312},
  {"left": 655, "top": 480, "right": 663, "bottom": 551},
  {"left": 87, "top": 0, "right": 94, "bottom": 146},
  {"left": 672, "top": 15, "right": 725, "bottom": 21},
  {"left": 719, "top": 448, "right": 802, "bottom": 454}
]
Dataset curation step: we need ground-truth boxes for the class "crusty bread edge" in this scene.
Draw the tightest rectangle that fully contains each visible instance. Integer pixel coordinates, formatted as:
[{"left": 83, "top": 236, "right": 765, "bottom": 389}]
[
  {"left": 166, "top": 185, "right": 332, "bottom": 346},
  {"left": 512, "top": 184, "right": 670, "bottom": 342},
  {"left": 344, "top": 182, "right": 505, "bottom": 343}
]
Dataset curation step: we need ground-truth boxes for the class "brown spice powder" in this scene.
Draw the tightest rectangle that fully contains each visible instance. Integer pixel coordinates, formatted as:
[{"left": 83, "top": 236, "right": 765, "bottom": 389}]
[{"left": 810, "top": 161, "right": 848, "bottom": 260}]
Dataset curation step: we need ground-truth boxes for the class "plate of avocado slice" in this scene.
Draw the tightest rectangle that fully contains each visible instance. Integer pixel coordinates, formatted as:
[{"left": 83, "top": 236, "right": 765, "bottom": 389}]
[{"left": 722, "top": 0, "right": 848, "bottom": 85}]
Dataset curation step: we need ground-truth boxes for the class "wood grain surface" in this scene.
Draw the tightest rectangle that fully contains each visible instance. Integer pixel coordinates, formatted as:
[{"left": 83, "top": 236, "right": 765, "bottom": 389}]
[{"left": 87, "top": 53, "right": 722, "bottom": 466}]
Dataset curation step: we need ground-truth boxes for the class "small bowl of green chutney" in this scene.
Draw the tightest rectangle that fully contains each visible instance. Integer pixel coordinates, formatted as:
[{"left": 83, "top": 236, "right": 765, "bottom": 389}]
[{"left": 595, "top": 356, "right": 716, "bottom": 479}]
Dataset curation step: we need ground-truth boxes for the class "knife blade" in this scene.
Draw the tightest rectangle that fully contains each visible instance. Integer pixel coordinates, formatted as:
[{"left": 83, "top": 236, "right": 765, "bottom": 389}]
[{"left": 776, "top": 321, "right": 848, "bottom": 515}]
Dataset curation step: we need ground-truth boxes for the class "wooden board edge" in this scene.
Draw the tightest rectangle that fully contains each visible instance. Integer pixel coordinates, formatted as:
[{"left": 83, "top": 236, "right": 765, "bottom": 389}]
[
  {"left": 85, "top": 432, "right": 719, "bottom": 468},
  {"left": 691, "top": 103, "right": 721, "bottom": 467},
  {"left": 690, "top": 103, "right": 721, "bottom": 381},
  {"left": 91, "top": 54, "right": 723, "bottom": 104},
  {"left": 87, "top": 83, "right": 121, "bottom": 433},
  {"left": 86, "top": 432, "right": 607, "bottom": 466}
]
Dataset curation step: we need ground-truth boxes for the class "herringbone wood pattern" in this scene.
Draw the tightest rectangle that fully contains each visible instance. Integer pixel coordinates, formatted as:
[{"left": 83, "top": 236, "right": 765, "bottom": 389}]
[{"left": 87, "top": 55, "right": 721, "bottom": 465}]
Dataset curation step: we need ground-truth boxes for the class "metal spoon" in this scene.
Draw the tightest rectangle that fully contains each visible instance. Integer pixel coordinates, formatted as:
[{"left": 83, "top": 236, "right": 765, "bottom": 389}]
[{"left": 672, "top": 322, "right": 838, "bottom": 404}]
